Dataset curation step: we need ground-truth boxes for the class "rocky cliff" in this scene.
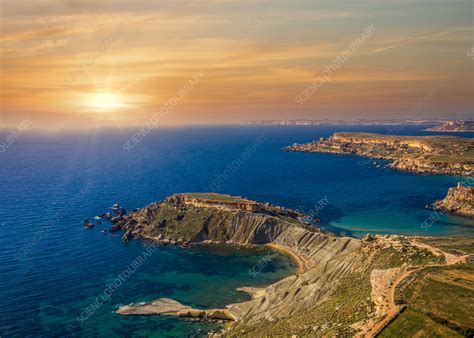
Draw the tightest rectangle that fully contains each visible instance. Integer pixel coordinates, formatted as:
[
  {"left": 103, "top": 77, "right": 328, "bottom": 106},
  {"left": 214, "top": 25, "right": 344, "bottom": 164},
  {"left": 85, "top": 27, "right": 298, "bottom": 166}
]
[
  {"left": 425, "top": 120, "right": 474, "bottom": 132},
  {"left": 434, "top": 183, "right": 474, "bottom": 218},
  {"left": 114, "top": 193, "right": 363, "bottom": 327},
  {"left": 116, "top": 193, "right": 356, "bottom": 267},
  {"left": 110, "top": 193, "right": 473, "bottom": 337},
  {"left": 287, "top": 132, "right": 474, "bottom": 176}
]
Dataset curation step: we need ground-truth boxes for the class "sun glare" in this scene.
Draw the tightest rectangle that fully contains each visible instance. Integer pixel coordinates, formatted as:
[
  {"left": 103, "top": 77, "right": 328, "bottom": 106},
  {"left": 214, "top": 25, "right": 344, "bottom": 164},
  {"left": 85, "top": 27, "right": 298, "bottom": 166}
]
[{"left": 87, "top": 92, "right": 125, "bottom": 111}]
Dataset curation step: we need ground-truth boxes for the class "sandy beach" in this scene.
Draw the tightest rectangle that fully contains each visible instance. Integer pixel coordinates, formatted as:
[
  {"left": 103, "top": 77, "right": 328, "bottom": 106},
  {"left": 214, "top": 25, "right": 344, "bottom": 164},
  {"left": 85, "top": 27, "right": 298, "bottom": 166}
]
[{"left": 265, "top": 243, "right": 312, "bottom": 274}]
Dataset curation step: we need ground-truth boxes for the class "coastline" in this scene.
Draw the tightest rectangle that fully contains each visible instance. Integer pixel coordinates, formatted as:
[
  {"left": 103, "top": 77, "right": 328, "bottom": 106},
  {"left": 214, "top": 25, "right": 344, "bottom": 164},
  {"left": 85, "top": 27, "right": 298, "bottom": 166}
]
[
  {"left": 287, "top": 132, "right": 474, "bottom": 177},
  {"left": 105, "top": 193, "right": 472, "bottom": 336},
  {"left": 265, "top": 243, "right": 311, "bottom": 274},
  {"left": 141, "top": 234, "right": 310, "bottom": 274}
]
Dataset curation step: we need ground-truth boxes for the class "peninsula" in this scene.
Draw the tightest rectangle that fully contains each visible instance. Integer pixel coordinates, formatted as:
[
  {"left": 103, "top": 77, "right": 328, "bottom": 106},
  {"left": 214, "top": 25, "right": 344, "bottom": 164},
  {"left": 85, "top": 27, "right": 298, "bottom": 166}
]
[
  {"left": 108, "top": 193, "right": 473, "bottom": 337},
  {"left": 248, "top": 119, "right": 435, "bottom": 126},
  {"left": 287, "top": 132, "right": 474, "bottom": 176},
  {"left": 426, "top": 120, "right": 474, "bottom": 132}
]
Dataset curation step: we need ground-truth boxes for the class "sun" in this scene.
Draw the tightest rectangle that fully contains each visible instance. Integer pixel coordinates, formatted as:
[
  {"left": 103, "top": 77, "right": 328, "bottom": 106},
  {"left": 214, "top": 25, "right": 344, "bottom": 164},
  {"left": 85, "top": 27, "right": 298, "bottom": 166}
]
[{"left": 86, "top": 92, "right": 126, "bottom": 111}]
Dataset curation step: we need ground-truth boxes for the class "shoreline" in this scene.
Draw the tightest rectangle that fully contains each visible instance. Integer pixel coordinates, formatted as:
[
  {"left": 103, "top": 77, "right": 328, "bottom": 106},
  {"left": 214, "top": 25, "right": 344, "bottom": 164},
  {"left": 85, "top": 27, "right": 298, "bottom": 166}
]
[
  {"left": 287, "top": 132, "right": 474, "bottom": 177},
  {"left": 140, "top": 234, "right": 314, "bottom": 273},
  {"left": 265, "top": 243, "right": 311, "bottom": 274}
]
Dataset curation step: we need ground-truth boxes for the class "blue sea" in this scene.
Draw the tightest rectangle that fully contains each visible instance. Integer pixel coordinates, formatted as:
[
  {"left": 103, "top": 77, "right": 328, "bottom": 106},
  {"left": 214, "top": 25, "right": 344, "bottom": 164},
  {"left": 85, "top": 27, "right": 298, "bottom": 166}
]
[{"left": 0, "top": 125, "right": 473, "bottom": 336}]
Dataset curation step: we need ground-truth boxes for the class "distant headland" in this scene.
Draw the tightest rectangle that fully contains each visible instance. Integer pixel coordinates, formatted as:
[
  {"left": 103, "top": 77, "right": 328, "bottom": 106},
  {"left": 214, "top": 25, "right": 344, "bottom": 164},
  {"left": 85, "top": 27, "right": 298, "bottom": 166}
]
[
  {"left": 425, "top": 120, "right": 474, "bottom": 132},
  {"left": 247, "top": 119, "right": 438, "bottom": 126},
  {"left": 287, "top": 132, "right": 474, "bottom": 176},
  {"left": 286, "top": 132, "right": 474, "bottom": 219}
]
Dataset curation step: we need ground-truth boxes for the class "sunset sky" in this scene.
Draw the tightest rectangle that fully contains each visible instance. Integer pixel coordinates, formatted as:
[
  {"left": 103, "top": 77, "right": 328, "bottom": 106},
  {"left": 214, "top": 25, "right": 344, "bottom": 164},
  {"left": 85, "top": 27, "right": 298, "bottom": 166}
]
[{"left": 1, "top": 0, "right": 473, "bottom": 130}]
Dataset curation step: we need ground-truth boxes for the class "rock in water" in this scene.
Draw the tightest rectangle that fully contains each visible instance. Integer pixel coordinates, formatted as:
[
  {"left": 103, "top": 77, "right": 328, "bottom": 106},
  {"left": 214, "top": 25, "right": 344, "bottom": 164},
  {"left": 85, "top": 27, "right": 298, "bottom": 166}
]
[
  {"left": 122, "top": 230, "right": 133, "bottom": 242},
  {"left": 117, "top": 298, "right": 235, "bottom": 321},
  {"left": 109, "top": 223, "right": 122, "bottom": 233}
]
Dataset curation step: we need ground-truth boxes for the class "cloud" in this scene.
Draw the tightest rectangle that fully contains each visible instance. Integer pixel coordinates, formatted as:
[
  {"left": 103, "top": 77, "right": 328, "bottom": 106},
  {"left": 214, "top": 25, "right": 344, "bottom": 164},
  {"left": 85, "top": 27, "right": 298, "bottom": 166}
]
[
  {"left": 371, "top": 45, "right": 398, "bottom": 53},
  {"left": 0, "top": 27, "right": 72, "bottom": 42},
  {"left": 0, "top": 0, "right": 472, "bottom": 127},
  {"left": 1, "top": 39, "right": 69, "bottom": 56},
  {"left": 374, "top": 27, "right": 474, "bottom": 50}
]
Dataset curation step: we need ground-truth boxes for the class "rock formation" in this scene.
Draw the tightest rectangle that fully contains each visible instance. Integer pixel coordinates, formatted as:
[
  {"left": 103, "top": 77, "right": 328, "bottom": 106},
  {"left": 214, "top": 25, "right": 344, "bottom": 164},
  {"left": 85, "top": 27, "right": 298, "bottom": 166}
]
[
  {"left": 118, "top": 193, "right": 335, "bottom": 264},
  {"left": 115, "top": 193, "right": 361, "bottom": 324},
  {"left": 425, "top": 120, "right": 474, "bottom": 132},
  {"left": 110, "top": 193, "right": 473, "bottom": 336},
  {"left": 434, "top": 182, "right": 474, "bottom": 218},
  {"left": 117, "top": 298, "right": 236, "bottom": 321},
  {"left": 287, "top": 132, "right": 474, "bottom": 176}
]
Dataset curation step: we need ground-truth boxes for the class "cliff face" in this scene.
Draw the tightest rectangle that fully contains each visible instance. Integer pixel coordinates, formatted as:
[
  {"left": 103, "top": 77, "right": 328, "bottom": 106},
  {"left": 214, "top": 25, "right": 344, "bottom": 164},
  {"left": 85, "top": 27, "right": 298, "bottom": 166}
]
[
  {"left": 112, "top": 194, "right": 472, "bottom": 337},
  {"left": 331, "top": 133, "right": 434, "bottom": 152},
  {"left": 228, "top": 244, "right": 363, "bottom": 326},
  {"left": 434, "top": 183, "right": 474, "bottom": 218},
  {"left": 426, "top": 120, "right": 474, "bottom": 132},
  {"left": 287, "top": 132, "right": 474, "bottom": 176},
  {"left": 116, "top": 193, "right": 365, "bottom": 330},
  {"left": 119, "top": 193, "right": 357, "bottom": 267}
]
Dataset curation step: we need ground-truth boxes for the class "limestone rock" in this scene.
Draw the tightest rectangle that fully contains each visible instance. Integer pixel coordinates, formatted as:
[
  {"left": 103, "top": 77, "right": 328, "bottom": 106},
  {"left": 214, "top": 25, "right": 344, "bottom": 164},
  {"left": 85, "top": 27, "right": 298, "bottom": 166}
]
[{"left": 434, "top": 182, "right": 474, "bottom": 218}]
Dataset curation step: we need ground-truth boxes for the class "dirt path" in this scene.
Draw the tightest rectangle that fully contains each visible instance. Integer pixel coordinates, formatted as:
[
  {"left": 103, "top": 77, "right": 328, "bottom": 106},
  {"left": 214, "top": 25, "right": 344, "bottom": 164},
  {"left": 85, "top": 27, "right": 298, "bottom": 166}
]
[{"left": 362, "top": 240, "right": 468, "bottom": 337}]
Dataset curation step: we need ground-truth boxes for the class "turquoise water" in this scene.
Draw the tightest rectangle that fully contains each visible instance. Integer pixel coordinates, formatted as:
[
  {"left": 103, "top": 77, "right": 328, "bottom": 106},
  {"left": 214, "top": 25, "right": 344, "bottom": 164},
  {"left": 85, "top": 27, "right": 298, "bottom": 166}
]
[{"left": 0, "top": 125, "right": 472, "bottom": 336}]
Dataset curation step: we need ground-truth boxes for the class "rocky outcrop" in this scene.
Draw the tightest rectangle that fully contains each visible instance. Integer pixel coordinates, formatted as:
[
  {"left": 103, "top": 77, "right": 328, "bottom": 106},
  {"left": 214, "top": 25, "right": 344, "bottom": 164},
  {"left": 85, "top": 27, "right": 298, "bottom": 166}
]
[
  {"left": 115, "top": 193, "right": 361, "bottom": 325},
  {"left": 83, "top": 220, "right": 94, "bottom": 229},
  {"left": 109, "top": 194, "right": 472, "bottom": 336},
  {"left": 115, "top": 193, "right": 351, "bottom": 271},
  {"left": 425, "top": 120, "right": 474, "bottom": 132},
  {"left": 117, "top": 298, "right": 236, "bottom": 321},
  {"left": 118, "top": 193, "right": 318, "bottom": 248},
  {"left": 287, "top": 132, "right": 474, "bottom": 176},
  {"left": 331, "top": 133, "right": 434, "bottom": 152},
  {"left": 165, "top": 193, "right": 263, "bottom": 212},
  {"left": 434, "top": 182, "right": 474, "bottom": 218}
]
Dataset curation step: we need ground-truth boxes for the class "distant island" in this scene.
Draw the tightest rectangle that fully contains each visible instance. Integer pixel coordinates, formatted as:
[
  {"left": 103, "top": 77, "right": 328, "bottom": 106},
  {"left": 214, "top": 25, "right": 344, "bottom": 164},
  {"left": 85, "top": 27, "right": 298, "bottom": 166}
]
[
  {"left": 248, "top": 119, "right": 438, "bottom": 126},
  {"left": 425, "top": 120, "right": 474, "bottom": 132},
  {"left": 287, "top": 132, "right": 474, "bottom": 176},
  {"left": 97, "top": 193, "right": 473, "bottom": 337}
]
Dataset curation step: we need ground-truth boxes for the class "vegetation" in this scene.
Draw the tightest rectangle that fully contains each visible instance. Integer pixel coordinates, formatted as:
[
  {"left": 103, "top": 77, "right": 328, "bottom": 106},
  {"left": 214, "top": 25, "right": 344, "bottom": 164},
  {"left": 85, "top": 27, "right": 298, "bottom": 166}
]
[
  {"left": 379, "top": 309, "right": 462, "bottom": 338},
  {"left": 389, "top": 238, "right": 474, "bottom": 337},
  {"left": 394, "top": 261, "right": 474, "bottom": 336},
  {"left": 416, "top": 237, "right": 474, "bottom": 256},
  {"left": 228, "top": 243, "right": 446, "bottom": 336},
  {"left": 141, "top": 203, "right": 234, "bottom": 241},
  {"left": 183, "top": 193, "right": 255, "bottom": 204},
  {"left": 121, "top": 195, "right": 473, "bottom": 337},
  {"left": 288, "top": 132, "right": 474, "bottom": 176}
]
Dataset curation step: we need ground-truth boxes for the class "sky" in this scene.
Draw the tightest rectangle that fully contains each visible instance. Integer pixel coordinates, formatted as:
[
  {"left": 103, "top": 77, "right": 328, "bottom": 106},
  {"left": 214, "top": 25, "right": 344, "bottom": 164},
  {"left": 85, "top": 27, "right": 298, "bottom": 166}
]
[{"left": 0, "top": 0, "right": 473, "bottom": 130}]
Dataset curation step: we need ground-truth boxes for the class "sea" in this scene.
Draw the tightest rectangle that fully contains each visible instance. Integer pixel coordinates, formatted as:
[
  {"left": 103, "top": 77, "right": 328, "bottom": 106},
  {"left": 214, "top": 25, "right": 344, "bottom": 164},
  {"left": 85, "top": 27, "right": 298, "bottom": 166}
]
[{"left": 0, "top": 125, "right": 472, "bottom": 336}]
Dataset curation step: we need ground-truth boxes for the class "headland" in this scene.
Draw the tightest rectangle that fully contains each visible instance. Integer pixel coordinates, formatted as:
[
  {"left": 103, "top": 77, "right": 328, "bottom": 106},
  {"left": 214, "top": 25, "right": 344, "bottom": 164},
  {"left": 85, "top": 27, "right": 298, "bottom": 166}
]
[{"left": 99, "top": 193, "right": 474, "bottom": 337}]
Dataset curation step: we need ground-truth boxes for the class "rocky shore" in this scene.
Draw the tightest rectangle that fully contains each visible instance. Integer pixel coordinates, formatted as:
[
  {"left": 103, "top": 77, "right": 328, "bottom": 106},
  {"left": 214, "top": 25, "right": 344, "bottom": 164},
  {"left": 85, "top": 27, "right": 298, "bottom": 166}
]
[
  {"left": 117, "top": 298, "right": 236, "bottom": 321},
  {"left": 96, "top": 193, "right": 473, "bottom": 336},
  {"left": 287, "top": 132, "right": 474, "bottom": 176},
  {"left": 123, "top": 194, "right": 345, "bottom": 263},
  {"left": 112, "top": 193, "right": 360, "bottom": 325},
  {"left": 434, "top": 182, "right": 474, "bottom": 218}
]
